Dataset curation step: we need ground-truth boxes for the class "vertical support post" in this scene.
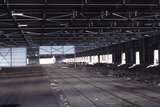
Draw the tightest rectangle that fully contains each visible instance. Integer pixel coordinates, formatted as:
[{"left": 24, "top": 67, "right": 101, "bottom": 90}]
[
  {"left": 50, "top": 46, "right": 53, "bottom": 64},
  {"left": 119, "top": 45, "right": 123, "bottom": 64},
  {"left": 129, "top": 41, "right": 135, "bottom": 65},
  {"left": 62, "top": 46, "right": 64, "bottom": 55},
  {"left": 158, "top": 36, "right": 160, "bottom": 64},
  {"left": 90, "top": 56, "right": 92, "bottom": 64},
  {"left": 140, "top": 38, "right": 146, "bottom": 64},
  {"left": 113, "top": 45, "right": 121, "bottom": 65},
  {"left": 113, "top": 46, "right": 116, "bottom": 64},
  {"left": 38, "top": 46, "right": 40, "bottom": 64},
  {"left": 51, "top": 46, "right": 53, "bottom": 55},
  {"left": 10, "top": 48, "right": 12, "bottom": 67},
  {"left": 98, "top": 54, "right": 100, "bottom": 63},
  {"left": 112, "top": 47, "right": 115, "bottom": 64},
  {"left": 158, "top": 42, "right": 160, "bottom": 64},
  {"left": 26, "top": 48, "right": 27, "bottom": 65},
  {"left": 74, "top": 53, "right": 76, "bottom": 69},
  {"left": 125, "top": 43, "right": 130, "bottom": 64},
  {"left": 130, "top": 45, "right": 134, "bottom": 64},
  {"left": 149, "top": 46, "right": 154, "bottom": 65}
]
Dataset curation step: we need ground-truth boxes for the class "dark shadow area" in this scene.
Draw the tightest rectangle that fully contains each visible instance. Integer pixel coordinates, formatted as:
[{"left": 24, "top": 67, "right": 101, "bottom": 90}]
[{"left": 0, "top": 104, "right": 20, "bottom": 107}]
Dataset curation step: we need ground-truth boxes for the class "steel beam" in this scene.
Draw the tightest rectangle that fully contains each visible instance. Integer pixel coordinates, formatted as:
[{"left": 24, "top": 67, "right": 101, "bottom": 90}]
[
  {"left": 0, "top": 3, "right": 158, "bottom": 7},
  {"left": 0, "top": 27, "right": 159, "bottom": 30}
]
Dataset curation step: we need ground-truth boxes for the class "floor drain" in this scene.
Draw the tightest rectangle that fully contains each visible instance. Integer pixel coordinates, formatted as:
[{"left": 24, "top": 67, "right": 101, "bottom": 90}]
[{"left": 0, "top": 104, "right": 20, "bottom": 107}]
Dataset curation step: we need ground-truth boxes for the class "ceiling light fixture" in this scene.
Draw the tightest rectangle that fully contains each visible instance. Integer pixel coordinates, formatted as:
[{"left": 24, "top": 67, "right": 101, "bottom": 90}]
[
  {"left": 144, "top": 34, "right": 150, "bottom": 37},
  {"left": 112, "top": 13, "right": 128, "bottom": 19},
  {"left": 126, "top": 30, "right": 133, "bottom": 33},
  {"left": 12, "top": 13, "right": 24, "bottom": 16},
  {"left": 85, "top": 30, "right": 97, "bottom": 34},
  {"left": 18, "top": 24, "right": 28, "bottom": 27}
]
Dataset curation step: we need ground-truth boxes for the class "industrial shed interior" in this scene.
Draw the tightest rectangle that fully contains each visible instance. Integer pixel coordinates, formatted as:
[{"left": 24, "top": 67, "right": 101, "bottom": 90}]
[{"left": 1, "top": 0, "right": 160, "bottom": 107}]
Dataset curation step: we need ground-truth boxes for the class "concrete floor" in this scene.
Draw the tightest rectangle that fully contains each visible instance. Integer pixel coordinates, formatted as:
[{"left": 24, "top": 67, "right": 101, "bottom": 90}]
[
  {"left": 1, "top": 64, "right": 160, "bottom": 107},
  {"left": 0, "top": 68, "right": 59, "bottom": 107}
]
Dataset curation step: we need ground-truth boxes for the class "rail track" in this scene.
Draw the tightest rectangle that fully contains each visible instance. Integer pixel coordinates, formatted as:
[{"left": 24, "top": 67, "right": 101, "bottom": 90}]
[{"left": 44, "top": 64, "right": 160, "bottom": 107}]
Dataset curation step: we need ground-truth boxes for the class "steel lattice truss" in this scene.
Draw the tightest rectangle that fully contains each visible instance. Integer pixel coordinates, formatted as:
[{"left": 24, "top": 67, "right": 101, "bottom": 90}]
[{"left": 0, "top": 0, "right": 160, "bottom": 48}]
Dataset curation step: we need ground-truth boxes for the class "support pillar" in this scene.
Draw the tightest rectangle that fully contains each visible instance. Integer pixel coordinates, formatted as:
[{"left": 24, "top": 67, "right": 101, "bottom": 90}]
[
  {"left": 27, "top": 47, "right": 40, "bottom": 65},
  {"left": 130, "top": 46, "right": 135, "bottom": 64},
  {"left": 113, "top": 46, "right": 121, "bottom": 65},
  {"left": 112, "top": 46, "right": 117, "bottom": 64},
  {"left": 89, "top": 56, "right": 92, "bottom": 64},
  {"left": 98, "top": 54, "right": 100, "bottom": 63},
  {"left": 140, "top": 38, "right": 153, "bottom": 65},
  {"left": 128, "top": 42, "right": 135, "bottom": 65},
  {"left": 140, "top": 38, "right": 146, "bottom": 64},
  {"left": 158, "top": 38, "right": 160, "bottom": 64},
  {"left": 126, "top": 43, "right": 131, "bottom": 64},
  {"left": 10, "top": 48, "right": 12, "bottom": 67}
]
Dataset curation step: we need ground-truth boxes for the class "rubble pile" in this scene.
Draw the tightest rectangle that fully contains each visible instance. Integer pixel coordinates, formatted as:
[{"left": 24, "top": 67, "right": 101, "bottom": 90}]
[{"left": 72, "top": 63, "right": 160, "bottom": 86}]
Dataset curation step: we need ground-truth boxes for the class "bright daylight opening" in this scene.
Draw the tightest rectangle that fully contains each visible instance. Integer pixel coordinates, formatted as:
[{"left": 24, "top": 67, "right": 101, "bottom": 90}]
[
  {"left": 154, "top": 50, "right": 159, "bottom": 65},
  {"left": 100, "top": 54, "right": 112, "bottom": 64},
  {"left": 136, "top": 51, "right": 140, "bottom": 64},
  {"left": 108, "top": 54, "right": 113, "bottom": 64},
  {"left": 91, "top": 55, "right": 98, "bottom": 64},
  {"left": 100, "top": 55, "right": 107, "bottom": 63},
  {"left": 40, "top": 56, "right": 56, "bottom": 64},
  {"left": 121, "top": 53, "right": 126, "bottom": 64}
]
